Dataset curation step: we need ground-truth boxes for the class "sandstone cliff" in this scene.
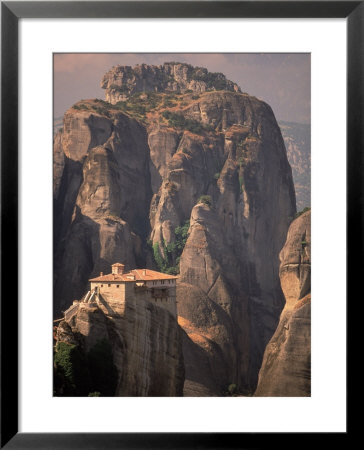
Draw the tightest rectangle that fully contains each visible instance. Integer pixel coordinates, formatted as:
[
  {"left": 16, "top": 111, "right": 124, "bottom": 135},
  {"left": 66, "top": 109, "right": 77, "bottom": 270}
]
[
  {"left": 54, "top": 101, "right": 152, "bottom": 314},
  {"left": 54, "top": 62, "right": 297, "bottom": 395},
  {"left": 101, "top": 62, "right": 241, "bottom": 104},
  {"left": 56, "top": 292, "right": 184, "bottom": 396},
  {"left": 53, "top": 129, "right": 65, "bottom": 199},
  {"left": 155, "top": 91, "right": 297, "bottom": 394},
  {"left": 254, "top": 209, "right": 311, "bottom": 396}
]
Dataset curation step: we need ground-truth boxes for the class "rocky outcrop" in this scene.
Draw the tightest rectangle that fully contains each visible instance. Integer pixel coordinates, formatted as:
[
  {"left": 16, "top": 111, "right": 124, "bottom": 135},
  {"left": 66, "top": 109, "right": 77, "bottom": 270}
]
[
  {"left": 56, "top": 293, "right": 184, "bottom": 396},
  {"left": 101, "top": 62, "right": 241, "bottom": 104},
  {"left": 148, "top": 128, "right": 180, "bottom": 194},
  {"left": 54, "top": 101, "right": 152, "bottom": 315},
  {"left": 148, "top": 91, "right": 296, "bottom": 394},
  {"left": 254, "top": 210, "right": 311, "bottom": 396},
  {"left": 54, "top": 63, "right": 297, "bottom": 395}
]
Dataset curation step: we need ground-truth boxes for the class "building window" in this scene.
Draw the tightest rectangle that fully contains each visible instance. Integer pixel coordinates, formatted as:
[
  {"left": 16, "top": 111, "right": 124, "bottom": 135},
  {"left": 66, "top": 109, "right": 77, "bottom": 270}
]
[
  {"left": 161, "top": 280, "right": 164, "bottom": 285},
  {"left": 101, "top": 285, "right": 103, "bottom": 287},
  {"left": 108, "top": 284, "right": 111, "bottom": 287},
  {"left": 116, "top": 285, "right": 119, "bottom": 288}
]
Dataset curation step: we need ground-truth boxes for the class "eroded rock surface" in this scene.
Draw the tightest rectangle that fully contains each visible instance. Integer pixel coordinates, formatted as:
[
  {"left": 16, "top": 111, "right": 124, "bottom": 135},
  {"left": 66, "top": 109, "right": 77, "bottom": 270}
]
[
  {"left": 57, "top": 295, "right": 184, "bottom": 396},
  {"left": 53, "top": 129, "right": 65, "bottom": 199},
  {"left": 151, "top": 91, "right": 297, "bottom": 394},
  {"left": 54, "top": 103, "right": 152, "bottom": 314},
  {"left": 54, "top": 63, "right": 297, "bottom": 395},
  {"left": 101, "top": 62, "right": 241, "bottom": 104},
  {"left": 254, "top": 210, "right": 311, "bottom": 396}
]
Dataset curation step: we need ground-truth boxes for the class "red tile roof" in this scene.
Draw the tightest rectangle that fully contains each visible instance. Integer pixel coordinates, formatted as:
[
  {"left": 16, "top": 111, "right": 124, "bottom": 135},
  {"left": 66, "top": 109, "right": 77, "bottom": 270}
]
[{"left": 89, "top": 268, "right": 178, "bottom": 282}]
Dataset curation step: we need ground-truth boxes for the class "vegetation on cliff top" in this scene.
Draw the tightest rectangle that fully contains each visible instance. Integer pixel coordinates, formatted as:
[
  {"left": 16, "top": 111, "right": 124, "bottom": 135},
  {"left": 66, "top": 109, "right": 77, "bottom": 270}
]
[
  {"left": 198, "top": 195, "right": 213, "bottom": 207},
  {"left": 71, "top": 91, "right": 218, "bottom": 133},
  {"left": 162, "top": 110, "right": 214, "bottom": 135}
]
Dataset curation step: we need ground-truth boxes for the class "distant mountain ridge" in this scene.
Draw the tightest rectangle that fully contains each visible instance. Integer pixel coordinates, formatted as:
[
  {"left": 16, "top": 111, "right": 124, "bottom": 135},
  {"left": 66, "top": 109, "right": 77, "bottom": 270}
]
[{"left": 278, "top": 121, "right": 310, "bottom": 211}]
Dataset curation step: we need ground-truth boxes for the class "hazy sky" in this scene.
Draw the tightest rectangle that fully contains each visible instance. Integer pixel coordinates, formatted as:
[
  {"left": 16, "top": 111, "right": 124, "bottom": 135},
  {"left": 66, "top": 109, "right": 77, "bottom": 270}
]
[{"left": 54, "top": 53, "right": 310, "bottom": 124}]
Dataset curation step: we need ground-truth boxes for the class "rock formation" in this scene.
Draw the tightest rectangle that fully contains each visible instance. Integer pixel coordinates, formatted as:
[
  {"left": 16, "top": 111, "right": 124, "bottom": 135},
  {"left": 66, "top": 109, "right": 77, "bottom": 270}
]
[
  {"left": 56, "top": 291, "right": 184, "bottom": 396},
  {"left": 101, "top": 62, "right": 241, "bottom": 104},
  {"left": 254, "top": 209, "right": 311, "bottom": 396},
  {"left": 54, "top": 62, "right": 297, "bottom": 395},
  {"left": 164, "top": 92, "right": 296, "bottom": 394},
  {"left": 54, "top": 102, "right": 152, "bottom": 314},
  {"left": 53, "top": 129, "right": 65, "bottom": 199}
]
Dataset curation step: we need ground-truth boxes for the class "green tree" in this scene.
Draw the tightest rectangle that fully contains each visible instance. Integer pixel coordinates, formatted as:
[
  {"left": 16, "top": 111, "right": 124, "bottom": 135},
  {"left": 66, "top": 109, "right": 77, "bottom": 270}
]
[
  {"left": 174, "top": 220, "right": 190, "bottom": 252},
  {"left": 151, "top": 220, "right": 190, "bottom": 274},
  {"left": 54, "top": 342, "right": 90, "bottom": 396},
  {"left": 198, "top": 195, "right": 213, "bottom": 207},
  {"left": 153, "top": 242, "right": 167, "bottom": 272}
]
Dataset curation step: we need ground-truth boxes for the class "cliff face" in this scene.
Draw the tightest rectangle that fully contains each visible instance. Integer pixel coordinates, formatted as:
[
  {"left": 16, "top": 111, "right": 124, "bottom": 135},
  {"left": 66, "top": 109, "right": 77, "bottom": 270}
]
[
  {"left": 53, "top": 129, "right": 65, "bottom": 199},
  {"left": 254, "top": 210, "right": 311, "bottom": 396},
  {"left": 153, "top": 91, "right": 296, "bottom": 393},
  {"left": 54, "top": 103, "right": 152, "bottom": 314},
  {"left": 56, "top": 293, "right": 184, "bottom": 396},
  {"left": 54, "top": 62, "right": 297, "bottom": 395},
  {"left": 101, "top": 62, "right": 241, "bottom": 104}
]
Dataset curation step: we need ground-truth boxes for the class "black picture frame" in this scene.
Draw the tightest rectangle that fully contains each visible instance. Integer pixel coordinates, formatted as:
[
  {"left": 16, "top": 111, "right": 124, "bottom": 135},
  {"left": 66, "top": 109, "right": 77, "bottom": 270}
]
[{"left": 1, "top": 1, "right": 357, "bottom": 448}]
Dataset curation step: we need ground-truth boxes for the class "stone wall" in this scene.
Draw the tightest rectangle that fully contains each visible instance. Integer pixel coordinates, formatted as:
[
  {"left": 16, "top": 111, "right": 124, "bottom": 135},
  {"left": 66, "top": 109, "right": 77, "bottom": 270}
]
[{"left": 57, "top": 285, "right": 184, "bottom": 396}]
